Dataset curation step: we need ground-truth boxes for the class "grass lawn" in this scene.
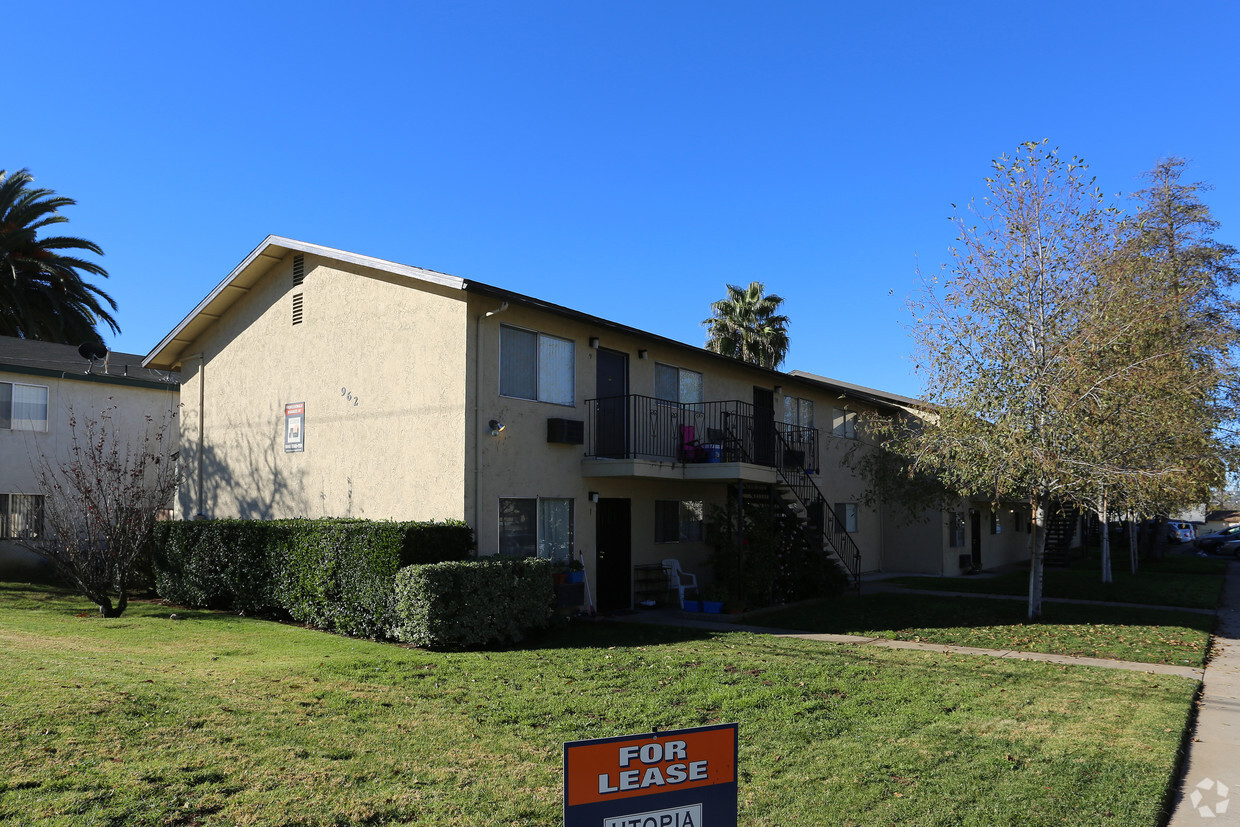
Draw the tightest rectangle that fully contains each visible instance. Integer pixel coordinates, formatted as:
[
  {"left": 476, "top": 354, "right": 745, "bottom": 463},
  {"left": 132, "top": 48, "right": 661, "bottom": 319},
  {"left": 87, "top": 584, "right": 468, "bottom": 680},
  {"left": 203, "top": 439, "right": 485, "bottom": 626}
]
[
  {"left": 753, "top": 594, "right": 1213, "bottom": 667},
  {"left": 0, "top": 583, "right": 1200, "bottom": 826},
  {"left": 888, "top": 555, "right": 1226, "bottom": 610}
]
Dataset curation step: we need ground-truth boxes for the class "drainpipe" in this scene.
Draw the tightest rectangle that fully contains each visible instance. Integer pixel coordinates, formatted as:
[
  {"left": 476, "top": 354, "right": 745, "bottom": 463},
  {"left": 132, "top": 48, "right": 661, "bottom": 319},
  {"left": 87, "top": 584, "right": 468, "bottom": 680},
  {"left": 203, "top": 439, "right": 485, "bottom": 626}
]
[
  {"left": 473, "top": 303, "right": 508, "bottom": 548},
  {"left": 180, "top": 353, "right": 206, "bottom": 518}
]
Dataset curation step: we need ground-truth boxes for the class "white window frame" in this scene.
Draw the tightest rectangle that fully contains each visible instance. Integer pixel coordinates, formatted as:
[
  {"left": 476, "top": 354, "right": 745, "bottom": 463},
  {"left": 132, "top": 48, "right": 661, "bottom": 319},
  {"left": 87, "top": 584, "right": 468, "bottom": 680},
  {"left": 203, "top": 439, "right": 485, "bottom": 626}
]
[
  {"left": 498, "top": 325, "right": 575, "bottom": 406},
  {"left": 498, "top": 496, "right": 575, "bottom": 561},
  {"left": 0, "top": 381, "right": 50, "bottom": 432}
]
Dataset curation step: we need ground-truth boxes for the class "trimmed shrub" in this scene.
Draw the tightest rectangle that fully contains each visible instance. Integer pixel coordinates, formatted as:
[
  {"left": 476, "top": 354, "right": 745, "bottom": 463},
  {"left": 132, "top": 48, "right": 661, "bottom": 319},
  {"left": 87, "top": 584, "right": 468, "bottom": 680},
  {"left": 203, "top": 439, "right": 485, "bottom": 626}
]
[
  {"left": 153, "top": 520, "right": 282, "bottom": 613},
  {"left": 390, "top": 557, "right": 554, "bottom": 650},
  {"left": 152, "top": 518, "right": 476, "bottom": 637}
]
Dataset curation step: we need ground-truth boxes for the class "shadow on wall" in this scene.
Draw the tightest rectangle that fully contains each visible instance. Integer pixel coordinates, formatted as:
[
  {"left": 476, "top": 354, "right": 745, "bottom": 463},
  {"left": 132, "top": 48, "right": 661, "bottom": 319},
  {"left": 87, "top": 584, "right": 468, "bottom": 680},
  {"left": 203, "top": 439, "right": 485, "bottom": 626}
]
[{"left": 193, "top": 431, "right": 310, "bottom": 520}]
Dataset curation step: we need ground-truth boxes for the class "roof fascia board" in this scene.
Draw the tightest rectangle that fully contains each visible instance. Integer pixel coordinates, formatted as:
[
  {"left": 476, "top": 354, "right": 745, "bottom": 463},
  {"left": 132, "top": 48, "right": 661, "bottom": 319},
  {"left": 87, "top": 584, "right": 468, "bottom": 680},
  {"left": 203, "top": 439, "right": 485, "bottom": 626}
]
[{"left": 1, "top": 363, "right": 180, "bottom": 391}]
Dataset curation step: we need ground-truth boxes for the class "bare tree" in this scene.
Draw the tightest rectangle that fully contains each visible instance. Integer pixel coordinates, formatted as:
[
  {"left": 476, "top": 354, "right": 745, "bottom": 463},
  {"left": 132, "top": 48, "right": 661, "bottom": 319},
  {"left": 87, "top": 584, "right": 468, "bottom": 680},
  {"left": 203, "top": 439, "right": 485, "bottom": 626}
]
[{"left": 20, "top": 405, "right": 180, "bottom": 617}]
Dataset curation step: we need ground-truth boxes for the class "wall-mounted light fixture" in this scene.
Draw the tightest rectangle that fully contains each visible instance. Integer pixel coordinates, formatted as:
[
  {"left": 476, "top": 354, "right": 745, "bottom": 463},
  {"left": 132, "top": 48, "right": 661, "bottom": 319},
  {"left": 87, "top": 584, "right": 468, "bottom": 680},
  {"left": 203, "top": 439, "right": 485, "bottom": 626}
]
[
  {"left": 589, "top": 337, "right": 600, "bottom": 348},
  {"left": 589, "top": 491, "right": 599, "bottom": 503},
  {"left": 488, "top": 419, "right": 505, "bottom": 437},
  {"left": 773, "top": 385, "right": 783, "bottom": 395},
  {"left": 638, "top": 349, "right": 648, "bottom": 360}
]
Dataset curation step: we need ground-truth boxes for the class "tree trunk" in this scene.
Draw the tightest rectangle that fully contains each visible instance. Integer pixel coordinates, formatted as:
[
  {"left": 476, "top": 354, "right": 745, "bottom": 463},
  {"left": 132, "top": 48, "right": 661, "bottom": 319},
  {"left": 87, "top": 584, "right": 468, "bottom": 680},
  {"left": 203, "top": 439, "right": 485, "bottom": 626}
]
[
  {"left": 1128, "top": 512, "right": 1139, "bottom": 574},
  {"left": 1028, "top": 498, "right": 1048, "bottom": 619},
  {"left": 1099, "top": 492, "right": 1112, "bottom": 584}
]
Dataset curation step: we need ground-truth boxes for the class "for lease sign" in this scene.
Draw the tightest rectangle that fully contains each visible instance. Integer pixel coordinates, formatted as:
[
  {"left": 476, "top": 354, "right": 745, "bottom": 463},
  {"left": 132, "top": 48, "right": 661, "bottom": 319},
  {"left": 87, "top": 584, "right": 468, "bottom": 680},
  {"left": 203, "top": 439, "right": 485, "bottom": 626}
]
[{"left": 564, "top": 724, "right": 737, "bottom": 827}]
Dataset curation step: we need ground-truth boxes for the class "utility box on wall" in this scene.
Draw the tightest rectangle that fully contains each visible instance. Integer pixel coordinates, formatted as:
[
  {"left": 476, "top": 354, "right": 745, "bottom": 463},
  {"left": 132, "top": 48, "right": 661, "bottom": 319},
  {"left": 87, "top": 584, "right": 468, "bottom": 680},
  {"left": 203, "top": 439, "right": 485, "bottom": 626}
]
[{"left": 547, "top": 418, "right": 584, "bottom": 445}]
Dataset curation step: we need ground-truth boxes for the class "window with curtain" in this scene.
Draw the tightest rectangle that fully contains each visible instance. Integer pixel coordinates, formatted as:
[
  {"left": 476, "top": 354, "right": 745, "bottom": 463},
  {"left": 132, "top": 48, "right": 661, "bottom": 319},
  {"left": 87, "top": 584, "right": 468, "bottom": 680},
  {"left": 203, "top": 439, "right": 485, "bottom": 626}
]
[
  {"left": 655, "top": 500, "right": 703, "bottom": 543},
  {"left": 784, "top": 396, "right": 814, "bottom": 428},
  {"left": 654, "top": 364, "right": 702, "bottom": 404},
  {"left": 4, "top": 494, "right": 44, "bottom": 539},
  {"left": 499, "top": 497, "right": 574, "bottom": 561},
  {"left": 1, "top": 382, "right": 49, "bottom": 431},
  {"left": 499, "top": 325, "right": 574, "bottom": 405}
]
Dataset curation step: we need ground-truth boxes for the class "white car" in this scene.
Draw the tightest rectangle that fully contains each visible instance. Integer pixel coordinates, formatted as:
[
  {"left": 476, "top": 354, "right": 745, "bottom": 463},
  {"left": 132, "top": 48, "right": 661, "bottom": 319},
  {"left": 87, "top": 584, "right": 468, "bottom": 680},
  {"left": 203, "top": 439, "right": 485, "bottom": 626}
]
[{"left": 1167, "top": 521, "right": 1196, "bottom": 544}]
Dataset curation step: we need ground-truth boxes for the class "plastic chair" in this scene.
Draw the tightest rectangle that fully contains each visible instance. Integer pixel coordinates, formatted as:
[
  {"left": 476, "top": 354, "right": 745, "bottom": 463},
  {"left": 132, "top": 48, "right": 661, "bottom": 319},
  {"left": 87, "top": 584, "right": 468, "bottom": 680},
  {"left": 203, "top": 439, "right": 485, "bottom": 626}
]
[
  {"left": 679, "top": 425, "right": 705, "bottom": 462},
  {"left": 662, "top": 558, "right": 699, "bottom": 607}
]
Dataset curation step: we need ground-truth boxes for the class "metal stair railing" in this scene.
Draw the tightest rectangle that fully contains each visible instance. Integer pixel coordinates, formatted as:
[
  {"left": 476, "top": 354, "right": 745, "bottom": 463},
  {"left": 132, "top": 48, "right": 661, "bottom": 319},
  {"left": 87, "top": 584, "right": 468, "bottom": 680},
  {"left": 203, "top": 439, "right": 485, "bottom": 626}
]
[{"left": 771, "top": 428, "right": 862, "bottom": 591}]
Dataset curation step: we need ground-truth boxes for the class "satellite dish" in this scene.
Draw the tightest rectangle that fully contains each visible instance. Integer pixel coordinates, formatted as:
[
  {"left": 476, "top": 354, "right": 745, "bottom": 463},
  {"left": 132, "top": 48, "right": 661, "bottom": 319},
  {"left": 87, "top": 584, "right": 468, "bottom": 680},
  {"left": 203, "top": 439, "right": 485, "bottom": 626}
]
[{"left": 78, "top": 342, "right": 108, "bottom": 361}]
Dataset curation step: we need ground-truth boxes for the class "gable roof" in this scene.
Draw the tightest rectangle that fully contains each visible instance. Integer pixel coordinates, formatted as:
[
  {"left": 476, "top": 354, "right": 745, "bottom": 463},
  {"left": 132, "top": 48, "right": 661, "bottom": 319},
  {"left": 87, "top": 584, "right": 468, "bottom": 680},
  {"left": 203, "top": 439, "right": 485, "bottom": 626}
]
[
  {"left": 0, "top": 335, "right": 179, "bottom": 390},
  {"left": 143, "top": 236, "right": 466, "bottom": 369},
  {"left": 142, "top": 236, "right": 927, "bottom": 411}
]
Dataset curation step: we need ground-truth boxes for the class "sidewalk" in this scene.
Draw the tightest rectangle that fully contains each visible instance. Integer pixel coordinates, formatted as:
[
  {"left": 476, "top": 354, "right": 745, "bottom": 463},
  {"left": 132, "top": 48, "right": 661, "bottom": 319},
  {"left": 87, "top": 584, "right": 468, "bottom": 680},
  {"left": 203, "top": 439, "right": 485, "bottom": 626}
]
[
  {"left": 613, "top": 561, "right": 1240, "bottom": 823},
  {"left": 1168, "top": 559, "right": 1239, "bottom": 825}
]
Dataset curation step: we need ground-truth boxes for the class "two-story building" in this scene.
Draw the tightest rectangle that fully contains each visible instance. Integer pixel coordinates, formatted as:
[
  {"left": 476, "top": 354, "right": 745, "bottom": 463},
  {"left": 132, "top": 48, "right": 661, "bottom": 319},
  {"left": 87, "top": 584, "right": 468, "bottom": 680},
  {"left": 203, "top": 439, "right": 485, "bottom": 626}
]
[
  {"left": 0, "top": 337, "right": 181, "bottom": 575},
  {"left": 141, "top": 237, "right": 1031, "bottom": 610}
]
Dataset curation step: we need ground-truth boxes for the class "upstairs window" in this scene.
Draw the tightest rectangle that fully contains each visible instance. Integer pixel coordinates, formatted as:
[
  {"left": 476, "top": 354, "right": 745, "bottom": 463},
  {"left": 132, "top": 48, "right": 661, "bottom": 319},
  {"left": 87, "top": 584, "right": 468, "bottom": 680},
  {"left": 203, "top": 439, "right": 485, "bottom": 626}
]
[
  {"left": 0, "top": 382, "right": 49, "bottom": 432},
  {"left": 784, "top": 396, "right": 814, "bottom": 429},
  {"left": 500, "top": 325, "right": 574, "bottom": 405},
  {"left": 832, "top": 407, "right": 856, "bottom": 439},
  {"left": 654, "top": 364, "right": 703, "bottom": 404}
]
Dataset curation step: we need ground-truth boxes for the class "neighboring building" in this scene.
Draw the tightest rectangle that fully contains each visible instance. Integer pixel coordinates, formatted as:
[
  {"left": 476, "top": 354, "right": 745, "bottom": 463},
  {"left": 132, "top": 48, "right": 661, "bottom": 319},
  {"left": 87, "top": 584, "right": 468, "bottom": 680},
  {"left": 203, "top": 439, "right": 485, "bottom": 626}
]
[
  {"left": 0, "top": 337, "right": 180, "bottom": 575},
  {"left": 141, "top": 237, "right": 1029, "bottom": 610}
]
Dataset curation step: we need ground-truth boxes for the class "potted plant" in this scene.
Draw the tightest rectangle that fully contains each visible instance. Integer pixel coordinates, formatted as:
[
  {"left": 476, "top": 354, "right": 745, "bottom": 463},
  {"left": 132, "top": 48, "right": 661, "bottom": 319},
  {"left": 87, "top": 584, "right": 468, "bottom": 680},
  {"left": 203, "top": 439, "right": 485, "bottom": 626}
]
[{"left": 700, "top": 583, "right": 726, "bottom": 614}]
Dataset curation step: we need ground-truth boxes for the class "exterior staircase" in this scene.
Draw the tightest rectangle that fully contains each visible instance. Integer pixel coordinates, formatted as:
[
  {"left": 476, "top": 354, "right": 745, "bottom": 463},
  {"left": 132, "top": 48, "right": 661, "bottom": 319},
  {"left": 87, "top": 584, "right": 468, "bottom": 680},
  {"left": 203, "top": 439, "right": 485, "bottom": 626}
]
[{"left": 1043, "top": 509, "right": 1079, "bottom": 567}]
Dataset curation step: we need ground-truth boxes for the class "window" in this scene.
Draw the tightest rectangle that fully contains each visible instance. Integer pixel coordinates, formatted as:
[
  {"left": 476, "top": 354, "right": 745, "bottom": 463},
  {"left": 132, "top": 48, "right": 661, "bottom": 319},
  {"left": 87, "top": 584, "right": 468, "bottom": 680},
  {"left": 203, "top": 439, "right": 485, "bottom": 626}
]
[
  {"left": 1013, "top": 511, "right": 1023, "bottom": 533},
  {"left": 499, "top": 497, "right": 574, "bottom": 561},
  {"left": 1, "top": 494, "right": 44, "bottom": 540},
  {"left": 499, "top": 325, "right": 575, "bottom": 405},
  {"left": 783, "top": 396, "right": 814, "bottom": 429},
  {"left": 834, "top": 502, "right": 858, "bottom": 533},
  {"left": 832, "top": 407, "right": 856, "bottom": 439},
  {"left": 990, "top": 511, "right": 1001, "bottom": 535},
  {"left": 948, "top": 511, "right": 965, "bottom": 547},
  {"left": 654, "top": 364, "right": 702, "bottom": 404},
  {"left": 655, "top": 500, "right": 703, "bottom": 543},
  {"left": 0, "top": 382, "right": 49, "bottom": 431}
]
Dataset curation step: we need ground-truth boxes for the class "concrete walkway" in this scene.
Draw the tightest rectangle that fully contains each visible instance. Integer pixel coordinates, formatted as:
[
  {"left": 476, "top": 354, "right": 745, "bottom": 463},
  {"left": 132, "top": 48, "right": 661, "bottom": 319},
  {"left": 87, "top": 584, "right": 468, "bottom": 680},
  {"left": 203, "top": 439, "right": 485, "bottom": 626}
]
[
  {"left": 1168, "top": 559, "right": 1239, "bottom": 825},
  {"left": 614, "top": 561, "right": 1240, "bottom": 823}
]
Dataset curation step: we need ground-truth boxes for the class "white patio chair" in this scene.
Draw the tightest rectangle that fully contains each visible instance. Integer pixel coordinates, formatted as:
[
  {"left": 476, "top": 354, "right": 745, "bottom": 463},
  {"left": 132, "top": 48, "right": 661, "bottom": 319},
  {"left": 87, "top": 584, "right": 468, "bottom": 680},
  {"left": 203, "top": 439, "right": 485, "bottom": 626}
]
[{"left": 662, "top": 558, "right": 699, "bottom": 608}]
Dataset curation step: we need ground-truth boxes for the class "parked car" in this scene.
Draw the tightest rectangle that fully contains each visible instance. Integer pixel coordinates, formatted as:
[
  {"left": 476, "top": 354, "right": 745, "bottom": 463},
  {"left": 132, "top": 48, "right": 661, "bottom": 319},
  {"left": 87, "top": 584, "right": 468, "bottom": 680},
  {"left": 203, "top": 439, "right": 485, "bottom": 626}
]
[
  {"left": 1218, "top": 538, "right": 1240, "bottom": 558},
  {"left": 1167, "top": 521, "right": 1196, "bottom": 544},
  {"left": 1195, "top": 523, "right": 1240, "bottom": 551}
]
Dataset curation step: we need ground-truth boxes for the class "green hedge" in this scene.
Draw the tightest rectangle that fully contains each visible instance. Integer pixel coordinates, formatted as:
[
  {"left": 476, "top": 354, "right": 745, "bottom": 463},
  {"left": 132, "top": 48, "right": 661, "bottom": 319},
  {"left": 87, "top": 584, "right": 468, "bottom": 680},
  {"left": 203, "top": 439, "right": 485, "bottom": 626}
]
[
  {"left": 390, "top": 557, "right": 554, "bottom": 650},
  {"left": 152, "top": 518, "right": 476, "bottom": 636}
]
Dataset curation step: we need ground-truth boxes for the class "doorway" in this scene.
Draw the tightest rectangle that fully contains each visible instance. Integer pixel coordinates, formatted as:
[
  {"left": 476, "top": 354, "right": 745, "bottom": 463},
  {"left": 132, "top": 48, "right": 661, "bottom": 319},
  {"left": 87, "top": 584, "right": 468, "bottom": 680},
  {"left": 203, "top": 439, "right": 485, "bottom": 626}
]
[
  {"left": 596, "top": 349, "right": 629, "bottom": 458},
  {"left": 752, "top": 386, "right": 775, "bottom": 466},
  {"left": 595, "top": 498, "right": 632, "bottom": 613},
  {"left": 970, "top": 510, "right": 982, "bottom": 569}
]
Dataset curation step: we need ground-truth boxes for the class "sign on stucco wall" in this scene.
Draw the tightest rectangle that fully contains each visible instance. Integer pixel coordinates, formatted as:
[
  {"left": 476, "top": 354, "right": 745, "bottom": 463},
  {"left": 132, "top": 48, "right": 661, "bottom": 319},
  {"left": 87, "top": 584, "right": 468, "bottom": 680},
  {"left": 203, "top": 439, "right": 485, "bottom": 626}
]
[
  {"left": 284, "top": 402, "right": 304, "bottom": 452},
  {"left": 564, "top": 723, "right": 738, "bottom": 826}
]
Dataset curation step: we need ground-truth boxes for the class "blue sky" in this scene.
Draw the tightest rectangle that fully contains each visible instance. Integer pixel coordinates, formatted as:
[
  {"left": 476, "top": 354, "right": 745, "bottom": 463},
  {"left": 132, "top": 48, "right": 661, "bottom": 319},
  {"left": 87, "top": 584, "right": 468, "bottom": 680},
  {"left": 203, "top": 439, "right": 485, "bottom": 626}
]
[{"left": 11, "top": 1, "right": 1239, "bottom": 398}]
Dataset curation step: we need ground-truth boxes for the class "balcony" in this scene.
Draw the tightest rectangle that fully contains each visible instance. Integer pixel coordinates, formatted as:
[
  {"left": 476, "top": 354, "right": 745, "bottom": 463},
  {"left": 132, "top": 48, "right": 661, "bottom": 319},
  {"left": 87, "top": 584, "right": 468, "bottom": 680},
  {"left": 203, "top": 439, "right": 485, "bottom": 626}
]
[{"left": 581, "top": 395, "right": 819, "bottom": 482}]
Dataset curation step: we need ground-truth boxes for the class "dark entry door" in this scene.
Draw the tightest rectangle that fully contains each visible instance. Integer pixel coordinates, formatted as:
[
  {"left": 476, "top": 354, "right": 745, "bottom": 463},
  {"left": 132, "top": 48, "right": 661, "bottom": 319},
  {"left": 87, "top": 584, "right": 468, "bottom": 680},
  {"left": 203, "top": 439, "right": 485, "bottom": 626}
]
[
  {"left": 752, "top": 386, "right": 775, "bottom": 466},
  {"left": 595, "top": 498, "right": 632, "bottom": 613},
  {"left": 970, "top": 510, "right": 982, "bottom": 568},
  {"left": 596, "top": 349, "right": 629, "bottom": 459}
]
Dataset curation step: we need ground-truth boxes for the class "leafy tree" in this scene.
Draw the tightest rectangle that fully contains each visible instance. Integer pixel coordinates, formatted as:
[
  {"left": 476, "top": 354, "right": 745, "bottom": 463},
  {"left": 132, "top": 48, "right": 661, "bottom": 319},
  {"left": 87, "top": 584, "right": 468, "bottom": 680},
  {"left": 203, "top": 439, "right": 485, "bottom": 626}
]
[
  {"left": 894, "top": 142, "right": 1237, "bottom": 618},
  {"left": 702, "top": 281, "right": 790, "bottom": 369},
  {"left": 0, "top": 168, "right": 118, "bottom": 343},
  {"left": 20, "top": 406, "right": 180, "bottom": 617}
]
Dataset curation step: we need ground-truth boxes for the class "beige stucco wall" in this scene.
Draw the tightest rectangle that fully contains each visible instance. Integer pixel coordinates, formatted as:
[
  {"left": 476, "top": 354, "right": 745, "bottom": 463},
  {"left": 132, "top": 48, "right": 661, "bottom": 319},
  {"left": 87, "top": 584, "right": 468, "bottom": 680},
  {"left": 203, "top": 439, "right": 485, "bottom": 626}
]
[
  {"left": 0, "top": 369, "right": 179, "bottom": 572},
  {"left": 176, "top": 252, "right": 469, "bottom": 521}
]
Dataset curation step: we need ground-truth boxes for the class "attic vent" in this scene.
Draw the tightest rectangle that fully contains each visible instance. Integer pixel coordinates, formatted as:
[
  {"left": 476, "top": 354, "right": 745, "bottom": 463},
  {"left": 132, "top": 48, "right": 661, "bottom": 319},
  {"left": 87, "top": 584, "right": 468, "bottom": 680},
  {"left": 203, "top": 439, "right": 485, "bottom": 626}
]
[
  {"left": 292, "top": 255, "right": 305, "bottom": 286},
  {"left": 292, "top": 293, "right": 304, "bottom": 325}
]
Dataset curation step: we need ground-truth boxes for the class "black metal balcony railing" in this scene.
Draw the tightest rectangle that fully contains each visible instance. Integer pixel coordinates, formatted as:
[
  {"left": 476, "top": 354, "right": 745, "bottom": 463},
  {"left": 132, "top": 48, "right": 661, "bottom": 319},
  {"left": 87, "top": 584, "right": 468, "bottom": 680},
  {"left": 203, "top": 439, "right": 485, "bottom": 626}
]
[{"left": 584, "top": 394, "right": 819, "bottom": 473}]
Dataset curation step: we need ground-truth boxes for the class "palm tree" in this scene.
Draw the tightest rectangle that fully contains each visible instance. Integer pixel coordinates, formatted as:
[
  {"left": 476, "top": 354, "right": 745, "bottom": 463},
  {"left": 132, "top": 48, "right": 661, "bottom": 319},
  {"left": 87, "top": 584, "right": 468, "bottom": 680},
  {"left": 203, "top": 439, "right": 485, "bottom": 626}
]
[
  {"left": 702, "top": 281, "right": 790, "bottom": 369},
  {"left": 0, "top": 169, "right": 118, "bottom": 343}
]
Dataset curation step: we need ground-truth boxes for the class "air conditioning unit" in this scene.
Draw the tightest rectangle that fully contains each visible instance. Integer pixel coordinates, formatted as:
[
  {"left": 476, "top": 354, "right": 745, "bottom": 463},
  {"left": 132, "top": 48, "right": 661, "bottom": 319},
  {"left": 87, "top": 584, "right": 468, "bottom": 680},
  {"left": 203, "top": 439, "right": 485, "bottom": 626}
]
[{"left": 547, "top": 418, "right": 584, "bottom": 445}]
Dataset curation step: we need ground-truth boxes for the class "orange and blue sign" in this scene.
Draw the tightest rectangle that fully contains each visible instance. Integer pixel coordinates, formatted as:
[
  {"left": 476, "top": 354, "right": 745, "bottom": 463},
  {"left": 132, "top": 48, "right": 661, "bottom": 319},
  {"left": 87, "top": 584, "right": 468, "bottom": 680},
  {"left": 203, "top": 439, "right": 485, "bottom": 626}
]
[{"left": 564, "top": 723, "right": 737, "bottom": 826}]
